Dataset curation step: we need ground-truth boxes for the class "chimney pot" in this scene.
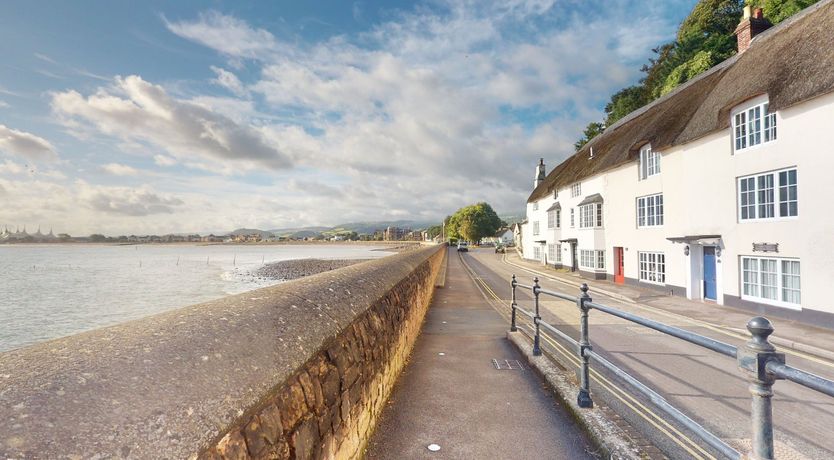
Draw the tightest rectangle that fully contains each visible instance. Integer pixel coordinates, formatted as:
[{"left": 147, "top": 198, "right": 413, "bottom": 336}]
[{"left": 735, "top": 7, "right": 772, "bottom": 53}]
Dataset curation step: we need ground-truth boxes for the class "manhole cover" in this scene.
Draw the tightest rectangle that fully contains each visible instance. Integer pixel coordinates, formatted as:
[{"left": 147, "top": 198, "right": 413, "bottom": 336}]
[{"left": 492, "top": 359, "right": 525, "bottom": 370}]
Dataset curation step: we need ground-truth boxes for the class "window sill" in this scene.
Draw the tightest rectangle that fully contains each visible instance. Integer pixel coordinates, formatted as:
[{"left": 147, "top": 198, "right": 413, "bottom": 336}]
[
  {"left": 738, "top": 216, "right": 798, "bottom": 223},
  {"left": 639, "top": 279, "right": 666, "bottom": 286},
  {"left": 740, "top": 295, "right": 801, "bottom": 310},
  {"left": 733, "top": 139, "right": 777, "bottom": 155}
]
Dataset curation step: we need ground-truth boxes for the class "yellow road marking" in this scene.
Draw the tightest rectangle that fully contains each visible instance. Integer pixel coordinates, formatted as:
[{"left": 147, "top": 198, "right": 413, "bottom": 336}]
[
  {"left": 500, "top": 253, "right": 834, "bottom": 370},
  {"left": 457, "top": 252, "right": 713, "bottom": 459}
]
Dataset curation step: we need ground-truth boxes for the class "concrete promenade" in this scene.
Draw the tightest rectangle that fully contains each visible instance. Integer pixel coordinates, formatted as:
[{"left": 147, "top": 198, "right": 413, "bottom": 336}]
[{"left": 365, "top": 248, "right": 593, "bottom": 459}]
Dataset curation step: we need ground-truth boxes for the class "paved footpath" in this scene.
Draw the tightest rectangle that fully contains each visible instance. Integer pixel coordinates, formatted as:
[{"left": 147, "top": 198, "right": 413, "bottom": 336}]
[{"left": 365, "top": 248, "right": 594, "bottom": 459}]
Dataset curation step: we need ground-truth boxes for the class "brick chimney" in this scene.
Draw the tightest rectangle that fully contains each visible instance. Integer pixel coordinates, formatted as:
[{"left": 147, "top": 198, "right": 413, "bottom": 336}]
[{"left": 735, "top": 6, "right": 772, "bottom": 53}]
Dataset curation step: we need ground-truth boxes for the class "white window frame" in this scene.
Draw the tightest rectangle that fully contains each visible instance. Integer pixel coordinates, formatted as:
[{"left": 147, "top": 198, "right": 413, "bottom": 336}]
[
  {"left": 570, "top": 209, "right": 575, "bottom": 228},
  {"left": 740, "top": 256, "right": 801, "bottom": 309},
  {"left": 733, "top": 99, "right": 777, "bottom": 152},
  {"left": 547, "top": 244, "right": 556, "bottom": 262},
  {"left": 571, "top": 183, "right": 581, "bottom": 197},
  {"left": 547, "top": 209, "right": 556, "bottom": 229},
  {"left": 638, "top": 252, "right": 666, "bottom": 285},
  {"left": 639, "top": 144, "right": 661, "bottom": 180},
  {"left": 579, "top": 249, "right": 605, "bottom": 270},
  {"left": 532, "top": 246, "right": 542, "bottom": 261},
  {"left": 637, "top": 193, "right": 664, "bottom": 228},
  {"left": 532, "top": 201, "right": 539, "bottom": 211},
  {"left": 579, "top": 203, "right": 603, "bottom": 228},
  {"left": 738, "top": 168, "right": 797, "bottom": 222},
  {"left": 533, "top": 221, "right": 540, "bottom": 236},
  {"left": 555, "top": 243, "right": 562, "bottom": 263}
]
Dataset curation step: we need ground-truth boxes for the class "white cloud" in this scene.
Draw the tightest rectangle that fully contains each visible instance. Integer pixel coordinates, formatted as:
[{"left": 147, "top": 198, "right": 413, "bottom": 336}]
[
  {"left": 210, "top": 66, "right": 246, "bottom": 96},
  {"left": 0, "top": 100, "right": 9, "bottom": 108},
  {"left": 1, "top": 2, "right": 688, "bottom": 234},
  {"left": 164, "top": 11, "right": 279, "bottom": 60},
  {"left": 0, "top": 124, "right": 57, "bottom": 161},
  {"left": 154, "top": 154, "right": 177, "bottom": 166},
  {"left": 78, "top": 182, "right": 184, "bottom": 216},
  {"left": 51, "top": 75, "right": 295, "bottom": 172},
  {"left": 100, "top": 163, "right": 139, "bottom": 176}
]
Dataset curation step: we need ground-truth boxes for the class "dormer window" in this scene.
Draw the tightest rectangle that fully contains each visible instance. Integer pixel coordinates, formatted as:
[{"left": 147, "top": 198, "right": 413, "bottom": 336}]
[
  {"left": 639, "top": 144, "right": 660, "bottom": 180},
  {"left": 532, "top": 201, "right": 539, "bottom": 211},
  {"left": 733, "top": 99, "right": 777, "bottom": 151}
]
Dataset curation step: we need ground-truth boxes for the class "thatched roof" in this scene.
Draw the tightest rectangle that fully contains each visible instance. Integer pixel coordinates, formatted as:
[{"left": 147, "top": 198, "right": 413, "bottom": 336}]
[{"left": 529, "top": 0, "right": 834, "bottom": 203}]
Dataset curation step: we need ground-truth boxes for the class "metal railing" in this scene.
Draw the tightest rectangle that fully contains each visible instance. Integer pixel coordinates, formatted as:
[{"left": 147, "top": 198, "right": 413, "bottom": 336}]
[{"left": 509, "top": 275, "right": 834, "bottom": 460}]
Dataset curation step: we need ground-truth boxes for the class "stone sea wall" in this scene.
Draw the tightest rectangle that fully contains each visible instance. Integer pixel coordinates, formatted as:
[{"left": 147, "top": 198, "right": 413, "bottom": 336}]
[{"left": 0, "top": 244, "right": 445, "bottom": 460}]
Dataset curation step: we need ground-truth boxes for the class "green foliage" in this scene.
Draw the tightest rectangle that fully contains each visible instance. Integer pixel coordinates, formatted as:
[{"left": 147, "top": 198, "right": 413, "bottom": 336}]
[
  {"left": 659, "top": 50, "right": 716, "bottom": 96},
  {"left": 604, "top": 85, "right": 647, "bottom": 127},
  {"left": 425, "top": 225, "right": 443, "bottom": 239},
  {"left": 574, "top": 122, "right": 605, "bottom": 152},
  {"left": 445, "top": 203, "right": 503, "bottom": 243},
  {"left": 751, "top": 0, "right": 819, "bottom": 23},
  {"left": 575, "top": 0, "right": 762, "bottom": 146}
]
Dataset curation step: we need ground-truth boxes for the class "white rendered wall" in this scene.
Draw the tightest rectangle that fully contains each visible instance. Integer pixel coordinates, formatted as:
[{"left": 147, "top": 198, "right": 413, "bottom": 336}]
[{"left": 526, "top": 91, "right": 834, "bottom": 316}]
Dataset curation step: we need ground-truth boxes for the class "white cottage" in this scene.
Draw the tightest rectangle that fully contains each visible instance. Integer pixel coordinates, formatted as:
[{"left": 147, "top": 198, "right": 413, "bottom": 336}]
[{"left": 522, "top": 2, "right": 834, "bottom": 326}]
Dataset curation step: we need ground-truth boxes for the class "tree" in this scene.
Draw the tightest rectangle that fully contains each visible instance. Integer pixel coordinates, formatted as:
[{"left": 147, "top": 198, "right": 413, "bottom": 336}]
[
  {"left": 446, "top": 202, "right": 503, "bottom": 243},
  {"left": 604, "top": 85, "right": 647, "bottom": 127},
  {"left": 754, "top": 0, "right": 819, "bottom": 23},
  {"left": 574, "top": 122, "right": 605, "bottom": 152},
  {"left": 425, "top": 225, "right": 443, "bottom": 239}
]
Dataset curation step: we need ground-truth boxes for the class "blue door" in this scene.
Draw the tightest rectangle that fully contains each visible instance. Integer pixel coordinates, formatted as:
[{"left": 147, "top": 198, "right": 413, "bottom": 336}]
[{"left": 703, "top": 247, "right": 717, "bottom": 300}]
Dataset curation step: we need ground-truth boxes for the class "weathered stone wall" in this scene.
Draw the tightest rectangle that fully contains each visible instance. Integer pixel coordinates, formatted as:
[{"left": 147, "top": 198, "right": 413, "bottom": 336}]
[
  {"left": 203, "top": 249, "right": 443, "bottom": 460},
  {"left": 0, "top": 245, "right": 444, "bottom": 460}
]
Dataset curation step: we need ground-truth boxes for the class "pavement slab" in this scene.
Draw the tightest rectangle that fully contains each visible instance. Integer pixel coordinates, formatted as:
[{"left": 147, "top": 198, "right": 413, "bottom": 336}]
[{"left": 365, "top": 248, "right": 594, "bottom": 460}]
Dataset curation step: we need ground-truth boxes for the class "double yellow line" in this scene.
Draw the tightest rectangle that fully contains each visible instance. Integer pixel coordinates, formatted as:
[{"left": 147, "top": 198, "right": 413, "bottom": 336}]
[{"left": 458, "top": 252, "right": 715, "bottom": 460}]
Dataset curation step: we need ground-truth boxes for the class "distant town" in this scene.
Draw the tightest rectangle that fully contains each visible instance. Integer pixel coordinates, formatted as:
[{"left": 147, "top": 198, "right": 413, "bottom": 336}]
[{"left": 0, "top": 225, "right": 435, "bottom": 244}]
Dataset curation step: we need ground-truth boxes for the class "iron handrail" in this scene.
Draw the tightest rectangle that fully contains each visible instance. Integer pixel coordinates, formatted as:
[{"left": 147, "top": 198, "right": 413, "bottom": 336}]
[
  {"left": 587, "top": 349, "right": 740, "bottom": 459},
  {"left": 538, "top": 287, "right": 577, "bottom": 303},
  {"left": 509, "top": 275, "right": 834, "bottom": 460},
  {"left": 586, "top": 300, "right": 737, "bottom": 357},
  {"left": 539, "top": 318, "right": 579, "bottom": 347},
  {"left": 766, "top": 361, "right": 834, "bottom": 398}
]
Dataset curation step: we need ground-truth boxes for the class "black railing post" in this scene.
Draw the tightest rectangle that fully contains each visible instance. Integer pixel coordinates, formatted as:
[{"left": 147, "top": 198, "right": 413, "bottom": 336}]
[
  {"left": 532, "top": 277, "right": 542, "bottom": 356},
  {"left": 510, "top": 274, "right": 518, "bottom": 332},
  {"left": 577, "top": 283, "right": 593, "bottom": 408},
  {"left": 737, "top": 317, "right": 784, "bottom": 460}
]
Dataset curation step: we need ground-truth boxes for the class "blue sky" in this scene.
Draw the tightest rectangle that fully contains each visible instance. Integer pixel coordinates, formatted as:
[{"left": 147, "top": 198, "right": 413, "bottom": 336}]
[{"left": 0, "top": 0, "right": 695, "bottom": 235}]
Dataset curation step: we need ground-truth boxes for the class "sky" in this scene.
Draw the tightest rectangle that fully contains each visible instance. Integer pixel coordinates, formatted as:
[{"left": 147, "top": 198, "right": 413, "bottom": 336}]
[{"left": 0, "top": 0, "right": 696, "bottom": 235}]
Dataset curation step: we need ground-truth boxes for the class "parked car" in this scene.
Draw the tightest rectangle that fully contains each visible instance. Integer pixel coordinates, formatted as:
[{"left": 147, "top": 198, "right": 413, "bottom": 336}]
[{"left": 457, "top": 241, "right": 468, "bottom": 252}]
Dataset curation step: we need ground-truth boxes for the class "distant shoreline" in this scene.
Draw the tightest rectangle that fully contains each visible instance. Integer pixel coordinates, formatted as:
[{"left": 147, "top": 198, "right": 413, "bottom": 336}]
[{"left": 0, "top": 241, "right": 424, "bottom": 248}]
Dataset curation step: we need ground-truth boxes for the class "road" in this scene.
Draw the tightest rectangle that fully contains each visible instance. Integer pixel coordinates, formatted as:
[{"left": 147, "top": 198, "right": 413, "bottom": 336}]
[{"left": 458, "top": 248, "right": 834, "bottom": 460}]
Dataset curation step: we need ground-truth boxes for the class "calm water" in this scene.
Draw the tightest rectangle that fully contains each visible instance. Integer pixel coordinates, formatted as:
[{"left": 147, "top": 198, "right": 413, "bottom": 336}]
[{"left": 0, "top": 244, "right": 388, "bottom": 352}]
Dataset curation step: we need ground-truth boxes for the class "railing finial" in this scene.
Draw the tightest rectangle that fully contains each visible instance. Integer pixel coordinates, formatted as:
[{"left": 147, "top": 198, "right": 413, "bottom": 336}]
[{"left": 746, "top": 316, "right": 776, "bottom": 352}]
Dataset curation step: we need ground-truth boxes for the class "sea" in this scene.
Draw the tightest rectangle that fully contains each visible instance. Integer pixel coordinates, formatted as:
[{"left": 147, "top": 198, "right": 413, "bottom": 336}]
[{"left": 0, "top": 244, "right": 389, "bottom": 352}]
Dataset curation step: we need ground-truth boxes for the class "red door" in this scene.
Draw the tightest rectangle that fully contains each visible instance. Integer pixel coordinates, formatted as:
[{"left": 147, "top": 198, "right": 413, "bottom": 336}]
[{"left": 614, "top": 247, "right": 625, "bottom": 284}]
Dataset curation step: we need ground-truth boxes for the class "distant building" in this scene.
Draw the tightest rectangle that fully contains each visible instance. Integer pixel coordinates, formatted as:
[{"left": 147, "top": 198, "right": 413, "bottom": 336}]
[
  {"left": 482, "top": 228, "right": 514, "bottom": 246},
  {"left": 383, "top": 226, "right": 411, "bottom": 241}
]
